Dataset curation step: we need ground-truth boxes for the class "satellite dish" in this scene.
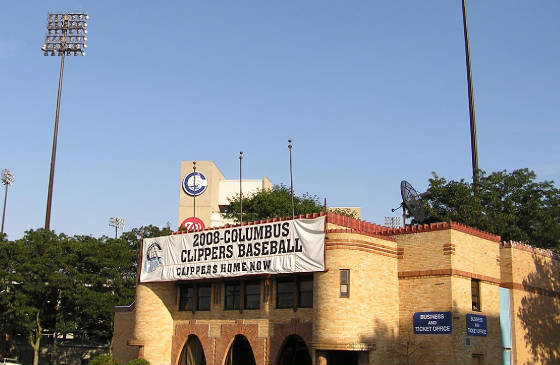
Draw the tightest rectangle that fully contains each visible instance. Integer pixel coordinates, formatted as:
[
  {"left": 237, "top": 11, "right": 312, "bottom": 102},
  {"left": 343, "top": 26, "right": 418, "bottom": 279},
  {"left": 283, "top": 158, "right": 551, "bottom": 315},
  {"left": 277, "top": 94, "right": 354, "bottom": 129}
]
[{"left": 399, "top": 180, "right": 430, "bottom": 224}]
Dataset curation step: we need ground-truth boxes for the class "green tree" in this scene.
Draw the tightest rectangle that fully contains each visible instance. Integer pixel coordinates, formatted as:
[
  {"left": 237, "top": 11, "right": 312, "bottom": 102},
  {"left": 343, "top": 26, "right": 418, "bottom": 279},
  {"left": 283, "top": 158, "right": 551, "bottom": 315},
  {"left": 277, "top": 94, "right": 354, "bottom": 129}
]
[
  {"left": 0, "top": 229, "right": 70, "bottom": 365},
  {"left": 0, "top": 228, "right": 143, "bottom": 364},
  {"left": 120, "top": 225, "right": 173, "bottom": 251},
  {"left": 222, "top": 185, "right": 324, "bottom": 222},
  {"left": 68, "top": 235, "right": 137, "bottom": 345},
  {"left": 425, "top": 169, "right": 560, "bottom": 251}
]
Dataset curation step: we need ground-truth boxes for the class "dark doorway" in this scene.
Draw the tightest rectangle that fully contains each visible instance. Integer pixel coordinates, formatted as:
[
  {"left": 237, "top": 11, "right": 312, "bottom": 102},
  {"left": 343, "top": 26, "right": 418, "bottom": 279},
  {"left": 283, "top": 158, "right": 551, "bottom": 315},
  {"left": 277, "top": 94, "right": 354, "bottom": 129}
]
[
  {"left": 277, "top": 335, "right": 312, "bottom": 365},
  {"left": 225, "top": 334, "right": 256, "bottom": 365},
  {"left": 327, "top": 350, "right": 359, "bottom": 365},
  {"left": 179, "top": 335, "right": 207, "bottom": 365}
]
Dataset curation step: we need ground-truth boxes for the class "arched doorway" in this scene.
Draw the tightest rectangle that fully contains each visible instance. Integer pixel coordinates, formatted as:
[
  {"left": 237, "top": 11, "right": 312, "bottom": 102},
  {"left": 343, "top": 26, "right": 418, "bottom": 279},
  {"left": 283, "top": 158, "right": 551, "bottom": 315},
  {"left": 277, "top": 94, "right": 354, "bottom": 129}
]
[
  {"left": 277, "top": 334, "right": 311, "bottom": 365},
  {"left": 179, "top": 334, "right": 207, "bottom": 365},
  {"left": 224, "top": 334, "right": 256, "bottom": 365}
]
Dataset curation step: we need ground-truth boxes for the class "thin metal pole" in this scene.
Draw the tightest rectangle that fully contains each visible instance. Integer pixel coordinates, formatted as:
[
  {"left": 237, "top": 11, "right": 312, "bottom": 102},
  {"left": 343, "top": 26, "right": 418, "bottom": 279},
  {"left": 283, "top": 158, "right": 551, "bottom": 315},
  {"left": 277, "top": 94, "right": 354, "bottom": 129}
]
[
  {"left": 1, "top": 184, "right": 8, "bottom": 235},
  {"left": 192, "top": 161, "right": 196, "bottom": 225},
  {"left": 239, "top": 152, "right": 243, "bottom": 224},
  {"left": 115, "top": 226, "right": 118, "bottom": 239},
  {"left": 462, "top": 0, "right": 479, "bottom": 190},
  {"left": 288, "top": 139, "right": 295, "bottom": 219},
  {"left": 402, "top": 205, "right": 407, "bottom": 228},
  {"left": 45, "top": 52, "right": 65, "bottom": 230}
]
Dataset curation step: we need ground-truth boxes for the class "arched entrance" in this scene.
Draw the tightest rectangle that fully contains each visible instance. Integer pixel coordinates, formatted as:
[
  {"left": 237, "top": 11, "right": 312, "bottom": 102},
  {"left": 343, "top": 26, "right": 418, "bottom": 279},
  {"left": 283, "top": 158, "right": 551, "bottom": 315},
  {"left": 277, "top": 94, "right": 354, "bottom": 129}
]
[
  {"left": 178, "top": 334, "right": 207, "bottom": 365},
  {"left": 277, "top": 334, "right": 311, "bottom": 365},
  {"left": 224, "top": 334, "right": 256, "bottom": 365}
]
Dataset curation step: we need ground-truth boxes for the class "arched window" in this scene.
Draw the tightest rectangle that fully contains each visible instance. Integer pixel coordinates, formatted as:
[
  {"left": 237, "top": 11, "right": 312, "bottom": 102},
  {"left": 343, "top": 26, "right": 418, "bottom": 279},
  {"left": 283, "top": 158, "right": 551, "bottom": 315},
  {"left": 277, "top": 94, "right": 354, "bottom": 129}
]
[
  {"left": 277, "top": 334, "right": 311, "bottom": 365},
  {"left": 224, "top": 334, "right": 256, "bottom": 365},
  {"left": 179, "top": 334, "right": 206, "bottom": 365}
]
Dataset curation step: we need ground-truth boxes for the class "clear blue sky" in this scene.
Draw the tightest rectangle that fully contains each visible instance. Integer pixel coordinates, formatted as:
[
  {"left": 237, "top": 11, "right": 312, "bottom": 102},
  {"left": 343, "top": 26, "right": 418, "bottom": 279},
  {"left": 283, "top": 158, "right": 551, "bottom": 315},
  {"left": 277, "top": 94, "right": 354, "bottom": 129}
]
[{"left": 1, "top": 1, "right": 559, "bottom": 239}]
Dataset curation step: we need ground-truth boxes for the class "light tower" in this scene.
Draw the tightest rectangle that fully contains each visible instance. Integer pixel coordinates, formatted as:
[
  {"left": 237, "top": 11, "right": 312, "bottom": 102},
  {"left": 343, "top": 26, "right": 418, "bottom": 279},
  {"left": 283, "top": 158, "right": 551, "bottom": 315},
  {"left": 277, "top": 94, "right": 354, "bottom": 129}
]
[
  {"left": 1, "top": 169, "right": 14, "bottom": 236},
  {"left": 109, "top": 217, "right": 125, "bottom": 238},
  {"left": 41, "top": 13, "right": 88, "bottom": 230}
]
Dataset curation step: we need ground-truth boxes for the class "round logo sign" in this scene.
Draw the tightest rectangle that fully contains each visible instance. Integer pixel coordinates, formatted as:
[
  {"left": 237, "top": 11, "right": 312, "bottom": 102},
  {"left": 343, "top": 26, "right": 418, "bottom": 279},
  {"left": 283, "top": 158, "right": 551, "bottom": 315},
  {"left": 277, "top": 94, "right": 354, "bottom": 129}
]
[
  {"left": 182, "top": 171, "right": 208, "bottom": 196},
  {"left": 181, "top": 217, "right": 206, "bottom": 232}
]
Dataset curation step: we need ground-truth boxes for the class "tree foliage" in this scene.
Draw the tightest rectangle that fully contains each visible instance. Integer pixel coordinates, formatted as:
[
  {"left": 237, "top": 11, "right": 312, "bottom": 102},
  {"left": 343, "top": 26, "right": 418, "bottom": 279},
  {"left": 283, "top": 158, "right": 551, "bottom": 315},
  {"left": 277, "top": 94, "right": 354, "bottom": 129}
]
[
  {"left": 0, "top": 224, "right": 170, "bottom": 363},
  {"left": 425, "top": 169, "right": 560, "bottom": 251},
  {"left": 222, "top": 185, "right": 324, "bottom": 222}
]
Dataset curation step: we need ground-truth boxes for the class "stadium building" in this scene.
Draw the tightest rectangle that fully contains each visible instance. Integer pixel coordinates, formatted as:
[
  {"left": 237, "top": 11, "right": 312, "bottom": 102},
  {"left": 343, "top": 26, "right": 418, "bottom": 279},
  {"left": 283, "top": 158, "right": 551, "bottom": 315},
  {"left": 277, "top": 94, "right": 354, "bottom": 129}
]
[{"left": 112, "top": 162, "right": 560, "bottom": 365}]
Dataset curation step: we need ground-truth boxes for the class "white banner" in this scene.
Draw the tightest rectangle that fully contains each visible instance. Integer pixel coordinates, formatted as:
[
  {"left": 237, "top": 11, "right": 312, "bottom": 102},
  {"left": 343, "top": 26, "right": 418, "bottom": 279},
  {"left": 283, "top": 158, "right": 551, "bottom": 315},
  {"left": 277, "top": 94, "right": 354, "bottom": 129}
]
[{"left": 140, "top": 216, "right": 325, "bottom": 282}]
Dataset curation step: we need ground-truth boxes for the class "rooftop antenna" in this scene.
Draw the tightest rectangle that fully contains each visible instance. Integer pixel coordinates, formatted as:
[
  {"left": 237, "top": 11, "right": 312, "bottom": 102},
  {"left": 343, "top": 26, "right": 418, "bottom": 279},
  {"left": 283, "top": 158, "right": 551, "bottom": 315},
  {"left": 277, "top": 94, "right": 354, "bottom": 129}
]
[
  {"left": 392, "top": 180, "right": 430, "bottom": 226},
  {"left": 239, "top": 151, "right": 243, "bottom": 224}
]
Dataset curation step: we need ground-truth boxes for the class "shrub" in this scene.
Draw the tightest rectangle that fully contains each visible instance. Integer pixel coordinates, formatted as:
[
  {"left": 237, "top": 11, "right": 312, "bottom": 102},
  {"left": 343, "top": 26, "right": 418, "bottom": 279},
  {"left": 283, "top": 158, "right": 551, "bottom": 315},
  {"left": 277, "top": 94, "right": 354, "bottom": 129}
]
[
  {"left": 89, "top": 354, "right": 115, "bottom": 365},
  {"left": 128, "top": 358, "right": 150, "bottom": 365}
]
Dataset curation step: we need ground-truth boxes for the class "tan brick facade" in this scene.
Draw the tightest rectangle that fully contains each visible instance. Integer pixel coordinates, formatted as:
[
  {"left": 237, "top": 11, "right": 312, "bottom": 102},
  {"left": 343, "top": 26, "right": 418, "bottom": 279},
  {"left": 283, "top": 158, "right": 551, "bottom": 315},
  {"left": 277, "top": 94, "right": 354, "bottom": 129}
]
[{"left": 113, "top": 213, "right": 560, "bottom": 365}]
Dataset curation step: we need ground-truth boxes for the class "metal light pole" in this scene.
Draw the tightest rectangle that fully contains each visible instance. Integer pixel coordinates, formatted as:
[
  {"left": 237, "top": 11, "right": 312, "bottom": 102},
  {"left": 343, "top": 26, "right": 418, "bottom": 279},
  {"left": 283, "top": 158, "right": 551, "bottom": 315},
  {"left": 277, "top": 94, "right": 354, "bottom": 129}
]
[
  {"left": 1, "top": 169, "right": 14, "bottom": 236},
  {"left": 41, "top": 13, "right": 88, "bottom": 230},
  {"left": 288, "top": 139, "right": 295, "bottom": 220},
  {"left": 192, "top": 161, "right": 197, "bottom": 222},
  {"left": 461, "top": 0, "right": 479, "bottom": 190},
  {"left": 239, "top": 152, "right": 243, "bottom": 224},
  {"left": 109, "top": 217, "right": 125, "bottom": 238}
]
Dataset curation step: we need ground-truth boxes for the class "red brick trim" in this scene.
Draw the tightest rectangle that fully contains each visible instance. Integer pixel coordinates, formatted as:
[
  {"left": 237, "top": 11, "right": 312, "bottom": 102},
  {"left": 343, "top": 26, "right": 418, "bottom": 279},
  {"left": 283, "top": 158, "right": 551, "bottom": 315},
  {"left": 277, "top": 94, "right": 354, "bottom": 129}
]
[
  {"left": 326, "top": 228, "right": 396, "bottom": 242},
  {"left": 326, "top": 237, "right": 399, "bottom": 255},
  {"left": 172, "top": 321, "right": 214, "bottom": 365},
  {"left": 173, "top": 212, "right": 327, "bottom": 234},
  {"left": 382, "top": 222, "right": 501, "bottom": 243},
  {"left": 443, "top": 243, "right": 456, "bottom": 256},
  {"left": 501, "top": 241, "right": 560, "bottom": 261},
  {"left": 327, "top": 244, "right": 402, "bottom": 259},
  {"left": 501, "top": 282, "right": 560, "bottom": 298},
  {"left": 270, "top": 320, "right": 312, "bottom": 365},
  {"left": 398, "top": 269, "right": 500, "bottom": 285}
]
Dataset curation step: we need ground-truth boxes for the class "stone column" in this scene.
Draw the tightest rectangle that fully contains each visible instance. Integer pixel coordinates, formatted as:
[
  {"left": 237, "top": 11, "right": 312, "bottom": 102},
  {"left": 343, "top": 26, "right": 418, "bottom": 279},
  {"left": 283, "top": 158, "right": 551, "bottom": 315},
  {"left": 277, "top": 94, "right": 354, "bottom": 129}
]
[{"left": 133, "top": 283, "right": 175, "bottom": 364}]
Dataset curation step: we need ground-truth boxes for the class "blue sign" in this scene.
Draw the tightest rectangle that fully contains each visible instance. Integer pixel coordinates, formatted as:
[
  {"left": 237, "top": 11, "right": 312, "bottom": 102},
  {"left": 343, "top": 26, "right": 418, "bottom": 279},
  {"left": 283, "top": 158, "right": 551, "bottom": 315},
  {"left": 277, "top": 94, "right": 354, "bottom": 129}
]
[
  {"left": 466, "top": 314, "right": 487, "bottom": 336},
  {"left": 182, "top": 172, "right": 208, "bottom": 196},
  {"left": 413, "top": 312, "right": 452, "bottom": 334}
]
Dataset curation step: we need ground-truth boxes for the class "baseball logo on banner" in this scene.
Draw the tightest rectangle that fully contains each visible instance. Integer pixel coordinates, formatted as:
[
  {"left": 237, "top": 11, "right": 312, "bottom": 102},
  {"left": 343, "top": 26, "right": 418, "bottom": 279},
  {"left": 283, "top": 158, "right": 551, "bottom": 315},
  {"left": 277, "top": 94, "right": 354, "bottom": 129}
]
[{"left": 182, "top": 171, "right": 208, "bottom": 196}]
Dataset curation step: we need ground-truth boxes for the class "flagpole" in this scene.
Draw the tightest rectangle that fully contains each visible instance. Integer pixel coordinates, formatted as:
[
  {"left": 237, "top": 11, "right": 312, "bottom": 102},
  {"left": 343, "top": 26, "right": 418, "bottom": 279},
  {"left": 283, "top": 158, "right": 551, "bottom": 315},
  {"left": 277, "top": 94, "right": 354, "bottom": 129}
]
[
  {"left": 192, "top": 161, "right": 196, "bottom": 227},
  {"left": 288, "top": 139, "right": 295, "bottom": 220},
  {"left": 239, "top": 152, "right": 243, "bottom": 224}
]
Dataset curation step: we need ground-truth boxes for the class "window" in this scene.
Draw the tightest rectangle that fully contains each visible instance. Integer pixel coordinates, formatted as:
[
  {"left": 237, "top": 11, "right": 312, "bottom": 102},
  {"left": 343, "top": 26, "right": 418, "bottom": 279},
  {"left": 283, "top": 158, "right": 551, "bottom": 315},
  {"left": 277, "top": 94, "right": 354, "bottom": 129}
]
[
  {"left": 340, "top": 269, "right": 350, "bottom": 298},
  {"left": 225, "top": 282, "right": 241, "bottom": 310},
  {"left": 179, "top": 283, "right": 211, "bottom": 312},
  {"left": 298, "top": 275, "right": 313, "bottom": 308},
  {"left": 471, "top": 279, "right": 481, "bottom": 311},
  {"left": 244, "top": 280, "right": 261, "bottom": 309},
  {"left": 179, "top": 285, "right": 194, "bottom": 311},
  {"left": 276, "top": 278, "right": 295, "bottom": 308},
  {"left": 197, "top": 284, "right": 211, "bottom": 311},
  {"left": 276, "top": 276, "right": 314, "bottom": 309}
]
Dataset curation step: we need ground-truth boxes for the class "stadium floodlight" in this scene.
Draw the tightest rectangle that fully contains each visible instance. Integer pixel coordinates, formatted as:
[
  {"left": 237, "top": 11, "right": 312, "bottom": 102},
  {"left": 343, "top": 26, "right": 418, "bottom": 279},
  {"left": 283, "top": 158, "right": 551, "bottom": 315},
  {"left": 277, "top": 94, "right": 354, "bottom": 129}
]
[
  {"left": 1, "top": 169, "right": 14, "bottom": 236},
  {"left": 41, "top": 13, "right": 89, "bottom": 231},
  {"left": 109, "top": 217, "right": 125, "bottom": 238},
  {"left": 41, "top": 13, "right": 88, "bottom": 56}
]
